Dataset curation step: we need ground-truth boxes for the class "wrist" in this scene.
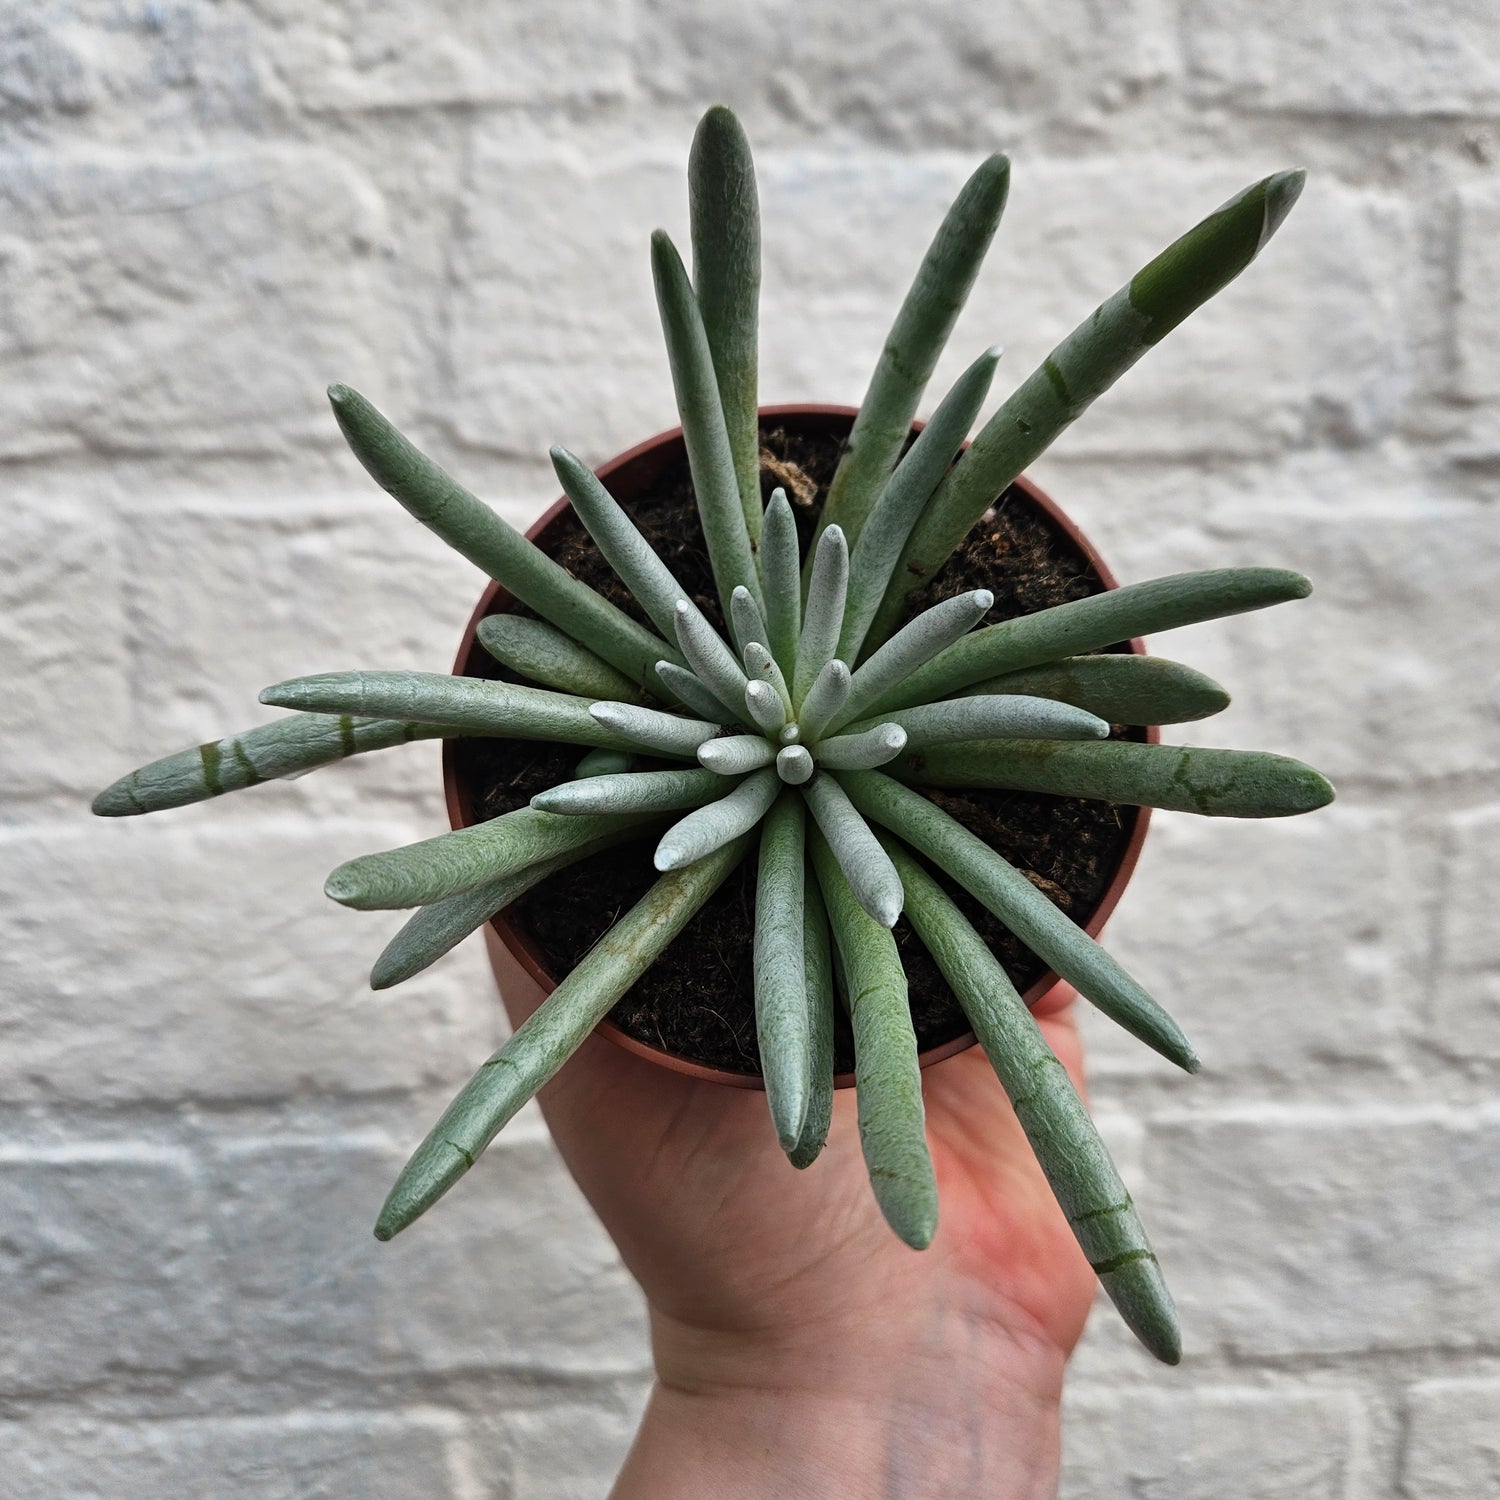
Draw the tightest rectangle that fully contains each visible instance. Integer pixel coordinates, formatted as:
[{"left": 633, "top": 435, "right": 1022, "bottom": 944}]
[{"left": 613, "top": 1305, "right": 1067, "bottom": 1499}]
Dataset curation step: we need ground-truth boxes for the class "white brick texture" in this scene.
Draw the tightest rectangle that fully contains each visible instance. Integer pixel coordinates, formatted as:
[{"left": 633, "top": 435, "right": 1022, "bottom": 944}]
[{"left": 3, "top": 0, "right": 1496, "bottom": 1494}]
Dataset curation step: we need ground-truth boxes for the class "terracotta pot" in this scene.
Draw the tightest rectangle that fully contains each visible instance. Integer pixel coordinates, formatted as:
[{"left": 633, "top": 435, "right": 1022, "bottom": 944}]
[{"left": 443, "top": 405, "right": 1156, "bottom": 1089}]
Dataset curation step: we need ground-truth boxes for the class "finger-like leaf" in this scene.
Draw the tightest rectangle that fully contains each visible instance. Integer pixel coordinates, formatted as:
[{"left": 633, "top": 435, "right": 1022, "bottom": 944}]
[
  {"left": 674, "top": 600, "right": 752, "bottom": 719},
  {"left": 573, "top": 749, "right": 633, "bottom": 778},
  {"left": 651, "top": 230, "right": 764, "bottom": 618},
  {"left": 261, "top": 671, "right": 638, "bottom": 749},
  {"left": 374, "top": 834, "right": 752, "bottom": 1239},
  {"left": 730, "top": 586, "right": 771, "bottom": 659},
  {"left": 827, "top": 590, "right": 992, "bottom": 734},
  {"left": 793, "top": 525, "right": 848, "bottom": 704},
  {"left": 744, "top": 679, "right": 787, "bottom": 737},
  {"left": 743, "top": 641, "right": 793, "bottom": 714},
  {"left": 802, "top": 773, "right": 903, "bottom": 927},
  {"left": 867, "top": 569, "right": 1311, "bottom": 716},
  {"left": 841, "top": 771, "right": 1197, "bottom": 1071},
  {"left": 589, "top": 700, "right": 723, "bottom": 758},
  {"left": 760, "top": 488, "right": 802, "bottom": 673},
  {"left": 699, "top": 734, "right": 777, "bottom": 775},
  {"left": 890, "top": 842, "right": 1180, "bottom": 1364},
  {"left": 813, "top": 723, "right": 908, "bottom": 771},
  {"left": 655, "top": 767, "right": 780, "bottom": 870},
  {"left": 796, "top": 659, "right": 852, "bottom": 743},
  {"left": 776, "top": 745, "right": 814, "bottom": 785},
  {"left": 903, "top": 739, "right": 1335, "bottom": 818},
  {"left": 810, "top": 831, "right": 937, "bottom": 1249},
  {"left": 849, "top": 694, "right": 1108, "bottom": 750},
  {"left": 551, "top": 444, "right": 722, "bottom": 652},
  {"left": 92, "top": 713, "right": 442, "bottom": 817},
  {"left": 370, "top": 821, "right": 646, "bottom": 989},
  {"left": 841, "top": 346, "right": 1002, "bottom": 661},
  {"left": 328, "top": 385, "right": 671, "bottom": 687},
  {"left": 969, "top": 654, "right": 1230, "bottom": 726},
  {"left": 328, "top": 805, "right": 665, "bottom": 911},
  {"left": 869, "top": 171, "right": 1306, "bottom": 639},
  {"left": 531, "top": 766, "right": 727, "bottom": 816},
  {"left": 655, "top": 660, "right": 728, "bottom": 722},
  {"left": 476, "top": 614, "right": 643, "bottom": 703},
  {"left": 690, "top": 105, "right": 762, "bottom": 538},
  {"left": 787, "top": 873, "right": 836, "bottom": 1169},
  {"left": 756, "top": 794, "right": 811, "bottom": 1152},
  {"left": 815, "top": 153, "right": 1011, "bottom": 548}
]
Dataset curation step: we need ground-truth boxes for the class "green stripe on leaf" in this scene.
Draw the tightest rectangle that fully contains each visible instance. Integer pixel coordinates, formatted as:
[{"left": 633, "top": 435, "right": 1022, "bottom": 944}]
[
  {"left": 902, "top": 738, "right": 1335, "bottom": 818},
  {"left": 890, "top": 842, "right": 1180, "bottom": 1363},
  {"left": 868, "top": 172, "right": 1305, "bottom": 640},
  {"left": 374, "top": 834, "right": 752, "bottom": 1240}
]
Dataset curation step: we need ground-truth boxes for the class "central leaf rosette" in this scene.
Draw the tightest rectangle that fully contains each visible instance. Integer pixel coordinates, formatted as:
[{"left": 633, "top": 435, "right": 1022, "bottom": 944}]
[{"left": 531, "top": 462, "right": 1108, "bottom": 932}]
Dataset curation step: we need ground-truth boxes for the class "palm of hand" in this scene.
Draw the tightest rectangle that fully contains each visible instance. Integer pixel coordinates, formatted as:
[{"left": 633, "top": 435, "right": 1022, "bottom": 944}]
[{"left": 516, "top": 983, "right": 1098, "bottom": 1373}]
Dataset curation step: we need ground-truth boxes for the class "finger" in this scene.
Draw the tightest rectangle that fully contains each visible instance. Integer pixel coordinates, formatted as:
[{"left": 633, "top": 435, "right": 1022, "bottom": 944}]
[{"left": 1029, "top": 978, "right": 1078, "bottom": 1019}]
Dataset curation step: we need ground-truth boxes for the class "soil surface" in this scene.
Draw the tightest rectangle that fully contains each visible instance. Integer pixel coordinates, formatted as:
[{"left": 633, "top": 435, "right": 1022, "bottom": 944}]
[{"left": 450, "top": 419, "right": 1142, "bottom": 1077}]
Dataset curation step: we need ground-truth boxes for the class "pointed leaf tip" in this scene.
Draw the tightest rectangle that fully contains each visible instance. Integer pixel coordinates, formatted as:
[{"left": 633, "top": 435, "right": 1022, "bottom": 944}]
[
  {"left": 1263, "top": 169, "right": 1307, "bottom": 242},
  {"left": 327, "top": 382, "right": 352, "bottom": 406},
  {"left": 900, "top": 1216, "right": 936, "bottom": 1251},
  {"left": 1301, "top": 768, "right": 1337, "bottom": 812},
  {"left": 92, "top": 780, "right": 138, "bottom": 817}
]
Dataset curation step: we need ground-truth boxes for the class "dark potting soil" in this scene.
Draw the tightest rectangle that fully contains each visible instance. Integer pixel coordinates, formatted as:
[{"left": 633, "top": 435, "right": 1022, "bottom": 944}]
[{"left": 450, "top": 420, "right": 1143, "bottom": 1077}]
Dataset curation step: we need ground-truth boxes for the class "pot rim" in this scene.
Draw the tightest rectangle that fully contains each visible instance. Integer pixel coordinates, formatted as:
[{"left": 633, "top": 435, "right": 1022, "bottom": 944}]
[{"left": 443, "top": 403, "right": 1156, "bottom": 1090}]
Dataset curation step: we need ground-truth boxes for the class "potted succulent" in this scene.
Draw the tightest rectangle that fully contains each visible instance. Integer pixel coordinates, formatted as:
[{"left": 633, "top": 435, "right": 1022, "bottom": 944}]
[{"left": 93, "top": 107, "right": 1331, "bottom": 1366}]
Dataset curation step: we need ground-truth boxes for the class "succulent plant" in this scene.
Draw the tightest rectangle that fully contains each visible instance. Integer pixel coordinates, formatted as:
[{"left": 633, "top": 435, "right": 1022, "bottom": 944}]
[{"left": 94, "top": 106, "right": 1332, "bottom": 1365}]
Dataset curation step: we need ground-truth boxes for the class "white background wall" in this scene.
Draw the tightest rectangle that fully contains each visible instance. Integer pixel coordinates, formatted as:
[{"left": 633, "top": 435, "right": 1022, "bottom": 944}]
[{"left": 3, "top": 2, "right": 1498, "bottom": 1495}]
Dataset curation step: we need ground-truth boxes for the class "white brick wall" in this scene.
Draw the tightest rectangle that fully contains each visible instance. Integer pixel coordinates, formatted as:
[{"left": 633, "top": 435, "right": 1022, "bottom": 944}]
[{"left": 2, "top": 2, "right": 1496, "bottom": 1494}]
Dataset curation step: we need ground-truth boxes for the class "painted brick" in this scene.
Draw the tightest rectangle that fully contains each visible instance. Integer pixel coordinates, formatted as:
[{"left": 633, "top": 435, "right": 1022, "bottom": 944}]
[
  {"left": 0, "top": 149, "right": 399, "bottom": 458},
  {"left": 0, "top": 1145, "right": 224, "bottom": 1393},
  {"left": 268, "top": 0, "right": 632, "bottom": 113},
  {"left": 1, "top": 495, "right": 130, "bottom": 802},
  {"left": 1061, "top": 1387, "right": 1359, "bottom": 1499},
  {"left": 211, "top": 1131, "right": 648, "bottom": 1378},
  {"left": 117, "top": 498, "right": 485, "bottom": 753},
  {"left": 756, "top": 151, "right": 1001, "bottom": 413},
  {"left": 1147, "top": 1110, "right": 1500, "bottom": 1357},
  {"left": 1081, "top": 497, "right": 1500, "bottom": 786},
  {"left": 445, "top": 137, "right": 683, "bottom": 462},
  {"left": 1183, "top": 0, "right": 1500, "bottom": 117},
  {"left": 1452, "top": 182, "right": 1500, "bottom": 406},
  {"left": 1401, "top": 1380, "right": 1500, "bottom": 1498},
  {"left": 0, "top": 819, "right": 494, "bottom": 1104},
  {"left": 472, "top": 1390, "right": 647, "bottom": 1499},
  {"left": 965, "top": 162, "right": 1410, "bottom": 458},
  {"left": 449, "top": 147, "right": 1408, "bottom": 467},
  {"left": 632, "top": 0, "right": 1176, "bottom": 144},
  {"left": 1, "top": 1412, "right": 469, "bottom": 1500},
  {"left": 0, "top": 2, "right": 284, "bottom": 132},
  {"left": 1430, "top": 805, "right": 1500, "bottom": 1063},
  {"left": 1094, "top": 802, "right": 1405, "bottom": 1083}
]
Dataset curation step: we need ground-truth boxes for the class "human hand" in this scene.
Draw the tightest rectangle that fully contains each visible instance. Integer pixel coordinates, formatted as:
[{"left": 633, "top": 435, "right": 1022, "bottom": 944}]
[{"left": 504, "top": 968, "right": 1096, "bottom": 1499}]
